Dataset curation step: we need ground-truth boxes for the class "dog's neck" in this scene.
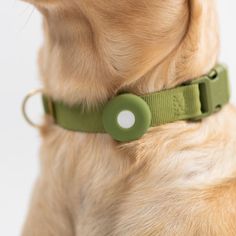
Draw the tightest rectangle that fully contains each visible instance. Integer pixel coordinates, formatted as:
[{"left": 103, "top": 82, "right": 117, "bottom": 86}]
[{"left": 38, "top": 1, "right": 219, "bottom": 108}]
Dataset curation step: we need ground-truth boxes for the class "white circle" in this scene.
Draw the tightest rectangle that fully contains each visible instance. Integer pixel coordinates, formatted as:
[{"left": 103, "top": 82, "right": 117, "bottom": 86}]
[{"left": 117, "top": 110, "right": 136, "bottom": 129}]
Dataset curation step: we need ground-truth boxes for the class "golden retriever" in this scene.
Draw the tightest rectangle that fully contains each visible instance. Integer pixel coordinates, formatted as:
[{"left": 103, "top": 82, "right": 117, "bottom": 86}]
[{"left": 22, "top": 0, "right": 236, "bottom": 235}]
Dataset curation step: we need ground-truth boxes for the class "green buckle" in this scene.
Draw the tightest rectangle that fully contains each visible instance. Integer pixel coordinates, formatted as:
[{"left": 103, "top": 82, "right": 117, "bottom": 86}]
[{"left": 190, "top": 64, "right": 230, "bottom": 120}]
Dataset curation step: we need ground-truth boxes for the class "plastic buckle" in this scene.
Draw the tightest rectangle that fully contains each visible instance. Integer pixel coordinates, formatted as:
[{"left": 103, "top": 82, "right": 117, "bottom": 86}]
[{"left": 190, "top": 65, "right": 230, "bottom": 120}]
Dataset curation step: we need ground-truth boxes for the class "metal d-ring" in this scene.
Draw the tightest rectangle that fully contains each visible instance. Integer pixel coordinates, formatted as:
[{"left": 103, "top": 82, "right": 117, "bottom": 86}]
[{"left": 22, "top": 88, "right": 44, "bottom": 128}]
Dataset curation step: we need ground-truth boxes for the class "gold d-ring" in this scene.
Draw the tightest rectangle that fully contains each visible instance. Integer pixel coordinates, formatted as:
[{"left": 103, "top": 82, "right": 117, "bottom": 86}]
[{"left": 22, "top": 88, "right": 44, "bottom": 128}]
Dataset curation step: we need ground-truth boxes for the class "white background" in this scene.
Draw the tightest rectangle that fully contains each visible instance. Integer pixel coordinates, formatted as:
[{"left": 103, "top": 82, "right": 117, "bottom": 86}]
[{"left": 0, "top": 1, "right": 235, "bottom": 235}]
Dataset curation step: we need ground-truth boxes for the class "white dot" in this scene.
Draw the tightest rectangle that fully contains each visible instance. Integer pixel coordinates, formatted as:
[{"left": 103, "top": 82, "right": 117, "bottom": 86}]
[{"left": 117, "top": 110, "right": 135, "bottom": 129}]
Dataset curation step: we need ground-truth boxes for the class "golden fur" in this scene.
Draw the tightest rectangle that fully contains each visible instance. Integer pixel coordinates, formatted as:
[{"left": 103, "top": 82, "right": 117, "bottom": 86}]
[{"left": 22, "top": 0, "right": 236, "bottom": 235}]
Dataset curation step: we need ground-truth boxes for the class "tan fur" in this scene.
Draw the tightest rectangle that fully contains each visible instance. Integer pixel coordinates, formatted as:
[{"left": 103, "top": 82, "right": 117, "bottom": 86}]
[{"left": 22, "top": 0, "right": 236, "bottom": 235}]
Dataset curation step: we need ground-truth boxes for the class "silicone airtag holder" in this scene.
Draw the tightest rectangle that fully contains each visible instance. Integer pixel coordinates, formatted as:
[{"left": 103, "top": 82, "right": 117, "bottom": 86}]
[{"left": 102, "top": 94, "right": 151, "bottom": 142}]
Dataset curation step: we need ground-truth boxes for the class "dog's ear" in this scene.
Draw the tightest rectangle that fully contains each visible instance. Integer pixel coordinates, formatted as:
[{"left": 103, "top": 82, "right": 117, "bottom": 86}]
[{"left": 174, "top": 0, "right": 219, "bottom": 82}]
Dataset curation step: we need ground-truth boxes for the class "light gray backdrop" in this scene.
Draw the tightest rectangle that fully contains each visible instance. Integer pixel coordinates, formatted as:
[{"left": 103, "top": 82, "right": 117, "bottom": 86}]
[{"left": 0, "top": 1, "right": 235, "bottom": 235}]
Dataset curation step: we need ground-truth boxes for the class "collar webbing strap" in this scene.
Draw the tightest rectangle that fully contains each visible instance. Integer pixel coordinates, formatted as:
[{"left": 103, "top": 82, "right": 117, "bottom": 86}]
[{"left": 43, "top": 64, "right": 230, "bottom": 142}]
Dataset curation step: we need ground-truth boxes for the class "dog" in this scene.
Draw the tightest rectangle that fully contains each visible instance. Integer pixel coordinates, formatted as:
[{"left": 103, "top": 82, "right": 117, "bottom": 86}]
[{"left": 22, "top": 0, "right": 236, "bottom": 235}]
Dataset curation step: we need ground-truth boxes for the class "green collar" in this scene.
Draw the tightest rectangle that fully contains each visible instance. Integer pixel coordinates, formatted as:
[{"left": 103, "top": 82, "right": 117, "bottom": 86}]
[{"left": 43, "top": 64, "right": 230, "bottom": 142}]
